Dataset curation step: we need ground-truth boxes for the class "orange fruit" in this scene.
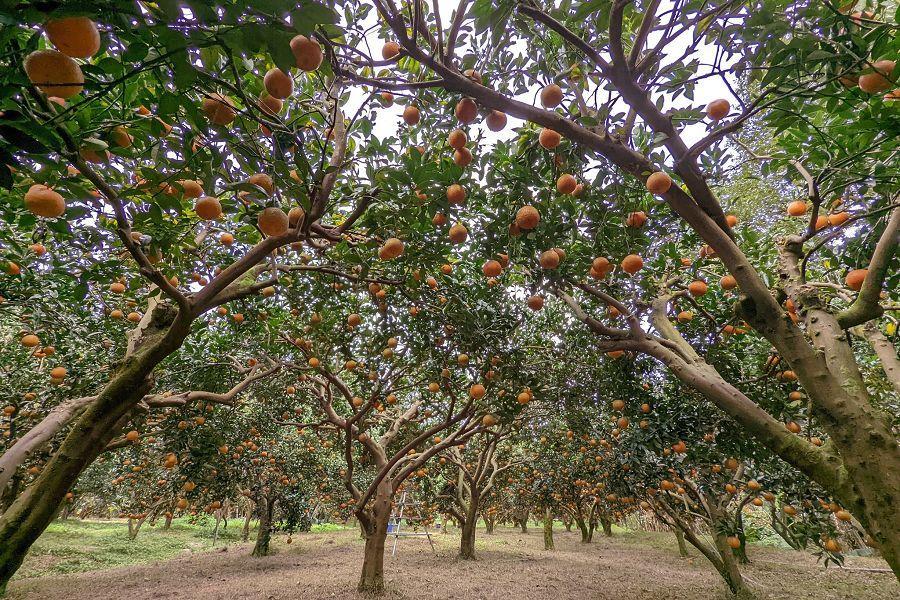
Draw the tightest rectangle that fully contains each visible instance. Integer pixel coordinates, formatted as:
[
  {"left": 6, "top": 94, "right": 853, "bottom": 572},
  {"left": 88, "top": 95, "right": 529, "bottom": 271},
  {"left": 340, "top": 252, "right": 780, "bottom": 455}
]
[
  {"left": 621, "top": 254, "right": 643, "bottom": 275},
  {"left": 449, "top": 223, "right": 468, "bottom": 243},
  {"left": 677, "top": 310, "right": 693, "bottom": 323},
  {"left": 625, "top": 211, "right": 647, "bottom": 228},
  {"left": 447, "top": 129, "right": 467, "bottom": 149},
  {"left": 21, "top": 334, "right": 40, "bottom": 347},
  {"left": 540, "top": 84, "right": 563, "bottom": 108},
  {"left": 858, "top": 60, "right": 895, "bottom": 94},
  {"left": 25, "top": 50, "right": 84, "bottom": 98},
  {"left": 24, "top": 184, "right": 65, "bottom": 218},
  {"left": 201, "top": 93, "right": 236, "bottom": 125},
  {"left": 527, "top": 295, "right": 544, "bottom": 311},
  {"left": 539, "top": 128, "right": 561, "bottom": 149},
  {"left": 828, "top": 211, "right": 850, "bottom": 226},
  {"left": 378, "top": 237, "right": 404, "bottom": 260},
  {"left": 787, "top": 200, "right": 807, "bottom": 216},
  {"left": 515, "top": 205, "right": 540, "bottom": 229},
  {"left": 447, "top": 183, "right": 466, "bottom": 205},
  {"left": 720, "top": 274, "right": 737, "bottom": 290},
  {"left": 382, "top": 41, "right": 401, "bottom": 60},
  {"left": 482, "top": 260, "right": 502, "bottom": 277},
  {"left": 645, "top": 172, "right": 672, "bottom": 195},
  {"left": 194, "top": 196, "right": 222, "bottom": 220},
  {"left": 264, "top": 68, "right": 293, "bottom": 99},
  {"left": 485, "top": 110, "right": 507, "bottom": 131},
  {"left": 556, "top": 174, "right": 577, "bottom": 194},
  {"left": 453, "top": 147, "right": 473, "bottom": 167},
  {"left": 455, "top": 98, "right": 478, "bottom": 124},
  {"left": 257, "top": 93, "right": 282, "bottom": 115},
  {"left": 290, "top": 35, "right": 323, "bottom": 71},
  {"left": 50, "top": 366, "right": 67, "bottom": 379},
  {"left": 248, "top": 173, "right": 274, "bottom": 195},
  {"left": 257, "top": 207, "right": 289, "bottom": 236},
  {"left": 45, "top": 17, "right": 101, "bottom": 58},
  {"left": 688, "top": 280, "right": 708, "bottom": 296},
  {"left": 469, "top": 384, "right": 486, "bottom": 399},
  {"left": 402, "top": 105, "right": 420, "bottom": 125},
  {"left": 706, "top": 99, "right": 730, "bottom": 120},
  {"left": 845, "top": 268, "right": 867, "bottom": 291},
  {"left": 539, "top": 250, "right": 560, "bottom": 269},
  {"left": 725, "top": 214, "right": 738, "bottom": 227},
  {"left": 110, "top": 125, "right": 132, "bottom": 148}
]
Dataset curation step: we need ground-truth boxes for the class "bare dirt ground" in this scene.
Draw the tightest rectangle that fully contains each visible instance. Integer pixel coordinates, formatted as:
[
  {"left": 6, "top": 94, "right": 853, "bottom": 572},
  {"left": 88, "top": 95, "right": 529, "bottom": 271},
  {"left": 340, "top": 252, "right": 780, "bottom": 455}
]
[{"left": 6, "top": 526, "right": 898, "bottom": 599}]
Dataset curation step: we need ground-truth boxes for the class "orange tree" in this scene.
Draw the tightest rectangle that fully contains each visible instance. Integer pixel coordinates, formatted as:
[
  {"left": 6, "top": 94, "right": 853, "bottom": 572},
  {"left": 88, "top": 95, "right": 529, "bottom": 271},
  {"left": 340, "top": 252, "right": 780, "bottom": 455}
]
[
  {"left": 331, "top": 0, "right": 900, "bottom": 576},
  {"left": 435, "top": 422, "right": 526, "bottom": 557},
  {"left": 0, "top": 1, "right": 420, "bottom": 589},
  {"left": 268, "top": 262, "right": 533, "bottom": 592}
]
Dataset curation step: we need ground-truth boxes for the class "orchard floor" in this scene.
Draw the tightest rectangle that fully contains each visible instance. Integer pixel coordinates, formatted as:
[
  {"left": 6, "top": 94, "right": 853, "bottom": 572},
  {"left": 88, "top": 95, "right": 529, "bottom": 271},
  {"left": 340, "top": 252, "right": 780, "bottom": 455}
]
[{"left": 6, "top": 524, "right": 898, "bottom": 600}]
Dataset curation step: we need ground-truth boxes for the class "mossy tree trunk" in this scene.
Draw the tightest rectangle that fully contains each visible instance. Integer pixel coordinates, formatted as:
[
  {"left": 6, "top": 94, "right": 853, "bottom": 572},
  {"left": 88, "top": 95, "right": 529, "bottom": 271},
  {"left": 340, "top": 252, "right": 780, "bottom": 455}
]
[
  {"left": 251, "top": 492, "right": 275, "bottom": 557},
  {"left": 543, "top": 507, "right": 554, "bottom": 550},
  {"left": 357, "top": 479, "right": 393, "bottom": 595}
]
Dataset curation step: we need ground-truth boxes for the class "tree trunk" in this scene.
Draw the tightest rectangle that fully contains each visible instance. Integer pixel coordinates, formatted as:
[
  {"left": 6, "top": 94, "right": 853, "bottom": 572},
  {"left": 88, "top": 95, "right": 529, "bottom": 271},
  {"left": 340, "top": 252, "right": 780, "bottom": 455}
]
[
  {"left": 252, "top": 494, "right": 275, "bottom": 557},
  {"left": 459, "top": 492, "right": 479, "bottom": 559},
  {"left": 713, "top": 530, "right": 754, "bottom": 598},
  {"left": 358, "top": 481, "right": 393, "bottom": 595},
  {"left": 680, "top": 523, "right": 755, "bottom": 598},
  {"left": 675, "top": 528, "right": 689, "bottom": 558},
  {"left": 543, "top": 507, "right": 554, "bottom": 550},
  {"left": 734, "top": 512, "right": 749, "bottom": 564},
  {"left": 164, "top": 512, "right": 173, "bottom": 529},
  {"left": 519, "top": 509, "right": 529, "bottom": 533},
  {"left": 600, "top": 516, "right": 613, "bottom": 537},
  {"left": 241, "top": 507, "right": 253, "bottom": 542},
  {"left": 484, "top": 514, "right": 495, "bottom": 534},
  {"left": 0, "top": 303, "right": 186, "bottom": 595},
  {"left": 575, "top": 513, "right": 590, "bottom": 543}
]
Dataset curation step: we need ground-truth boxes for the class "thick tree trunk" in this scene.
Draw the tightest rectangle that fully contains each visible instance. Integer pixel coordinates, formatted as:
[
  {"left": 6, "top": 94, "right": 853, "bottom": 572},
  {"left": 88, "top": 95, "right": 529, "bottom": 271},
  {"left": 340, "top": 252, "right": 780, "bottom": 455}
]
[
  {"left": 459, "top": 497, "right": 479, "bottom": 559},
  {"left": 576, "top": 515, "right": 590, "bottom": 543},
  {"left": 680, "top": 523, "right": 755, "bottom": 598},
  {"left": 543, "top": 507, "right": 554, "bottom": 550},
  {"left": 0, "top": 473, "right": 22, "bottom": 513},
  {"left": 357, "top": 480, "right": 393, "bottom": 595},
  {"left": 251, "top": 494, "right": 275, "bottom": 557},
  {"left": 0, "top": 303, "right": 185, "bottom": 595},
  {"left": 518, "top": 509, "right": 529, "bottom": 533},
  {"left": 164, "top": 512, "right": 173, "bottom": 529},
  {"left": 674, "top": 528, "right": 689, "bottom": 558},
  {"left": 713, "top": 530, "right": 754, "bottom": 598}
]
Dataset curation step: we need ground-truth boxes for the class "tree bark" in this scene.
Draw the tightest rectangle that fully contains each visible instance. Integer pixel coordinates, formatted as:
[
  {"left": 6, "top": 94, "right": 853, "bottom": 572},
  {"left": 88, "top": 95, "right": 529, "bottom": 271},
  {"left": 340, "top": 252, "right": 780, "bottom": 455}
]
[
  {"left": 600, "top": 516, "right": 613, "bottom": 537},
  {"left": 575, "top": 514, "right": 590, "bottom": 543},
  {"left": 675, "top": 528, "right": 689, "bottom": 558},
  {"left": 459, "top": 496, "right": 479, "bottom": 559},
  {"left": 357, "top": 480, "right": 392, "bottom": 595},
  {"left": 0, "top": 303, "right": 187, "bottom": 595},
  {"left": 251, "top": 494, "right": 275, "bottom": 557},
  {"left": 543, "top": 507, "right": 554, "bottom": 550},
  {"left": 241, "top": 507, "right": 253, "bottom": 542}
]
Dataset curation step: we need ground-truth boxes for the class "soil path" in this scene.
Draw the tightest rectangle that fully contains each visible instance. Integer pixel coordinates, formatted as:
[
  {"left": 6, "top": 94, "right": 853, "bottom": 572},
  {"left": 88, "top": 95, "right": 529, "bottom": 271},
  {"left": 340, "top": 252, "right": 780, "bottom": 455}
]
[{"left": 6, "top": 527, "right": 897, "bottom": 599}]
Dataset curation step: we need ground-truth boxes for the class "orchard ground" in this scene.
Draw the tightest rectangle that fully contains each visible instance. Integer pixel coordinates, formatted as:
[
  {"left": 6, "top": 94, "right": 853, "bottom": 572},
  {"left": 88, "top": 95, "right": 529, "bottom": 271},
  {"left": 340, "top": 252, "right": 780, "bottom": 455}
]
[{"left": 5, "top": 521, "right": 897, "bottom": 600}]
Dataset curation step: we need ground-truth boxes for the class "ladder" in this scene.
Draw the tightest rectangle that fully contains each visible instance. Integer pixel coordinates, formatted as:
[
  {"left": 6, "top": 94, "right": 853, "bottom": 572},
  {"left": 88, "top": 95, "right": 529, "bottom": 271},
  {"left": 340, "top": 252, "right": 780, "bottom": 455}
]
[{"left": 389, "top": 489, "right": 436, "bottom": 556}]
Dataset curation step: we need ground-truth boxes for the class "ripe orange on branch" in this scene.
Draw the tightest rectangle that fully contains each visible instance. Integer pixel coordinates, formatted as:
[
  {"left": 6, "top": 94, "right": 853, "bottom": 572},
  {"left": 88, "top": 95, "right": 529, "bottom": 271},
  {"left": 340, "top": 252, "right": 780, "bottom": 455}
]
[
  {"left": 24, "top": 185, "right": 66, "bottom": 218},
  {"left": 45, "top": 17, "right": 101, "bottom": 58},
  {"left": 25, "top": 50, "right": 84, "bottom": 98},
  {"left": 290, "top": 35, "right": 323, "bottom": 71}
]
